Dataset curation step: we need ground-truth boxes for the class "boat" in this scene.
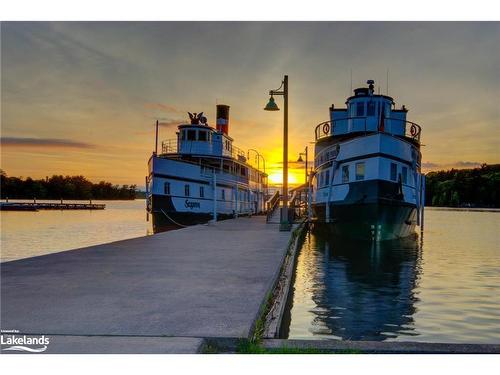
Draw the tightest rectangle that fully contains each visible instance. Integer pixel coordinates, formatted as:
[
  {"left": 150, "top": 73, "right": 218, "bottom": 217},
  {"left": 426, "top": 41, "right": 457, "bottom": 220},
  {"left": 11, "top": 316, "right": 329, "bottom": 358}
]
[
  {"left": 311, "top": 80, "right": 425, "bottom": 240},
  {"left": 146, "top": 104, "right": 268, "bottom": 231}
]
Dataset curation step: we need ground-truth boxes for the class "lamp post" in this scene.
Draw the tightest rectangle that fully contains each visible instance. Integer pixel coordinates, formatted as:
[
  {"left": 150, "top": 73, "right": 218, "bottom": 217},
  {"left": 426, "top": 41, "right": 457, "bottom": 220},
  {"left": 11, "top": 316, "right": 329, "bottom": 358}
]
[
  {"left": 247, "top": 149, "right": 266, "bottom": 173},
  {"left": 297, "top": 146, "right": 308, "bottom": 185},
  {"left": 297, "top": 146, "right": 311, "bottom": 221},
  {"left": 264, "top": 75, "right": 290, "bottom": 231}
]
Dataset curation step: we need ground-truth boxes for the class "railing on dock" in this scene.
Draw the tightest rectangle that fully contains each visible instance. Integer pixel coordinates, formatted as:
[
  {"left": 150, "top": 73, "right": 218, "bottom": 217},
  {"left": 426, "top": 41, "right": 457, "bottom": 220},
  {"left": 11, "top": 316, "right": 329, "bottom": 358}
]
[{"left": 266, "top": 191, "right": 281, "bottom": 223}]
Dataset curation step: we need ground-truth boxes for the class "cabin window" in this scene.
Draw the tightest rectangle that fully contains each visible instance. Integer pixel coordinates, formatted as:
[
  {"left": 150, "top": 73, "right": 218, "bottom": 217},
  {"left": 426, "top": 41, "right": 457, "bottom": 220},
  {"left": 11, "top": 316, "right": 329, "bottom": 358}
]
[
  {"left": 342, "top": 165, "right": 349, "bottom": 183},
  {"left": 390, "top": 163, "right": 397, "bottom": 181},
  {"left": 320, "top": 171, "right": 324, "bottom": 187},
  {"left": 199, "top": 186, "right": 204, "bottom": 198},
  {"left": 402, "top": 166, "right": 408, "bottom": 184},
  {"left": 221, "top": 189, "right": 225, "bottom": 200},
  {"left": 355, "top": 162, "right": 365, "bottom": 180},
  {"left": 241, "top": 167, "right": 247, "bottom": 177},
  {"left": 198, "top": 130, "right": 207, "bottom": 141},
  {"left": 181, "top": 131, "right": 186, "bottom": 140},
  {"left": 325, "top": 169, "right": 330, "bottom": 186},
  {"left": 185, "top": 184, "right": 190, "bottom": 196},
  {"left": 367, "top": 101, "right": 375, "bottom": 116},
  {"left": 356, "top": 102, "right": 365, "bottom": 117},
  {"left": 187, "top": 130, "right": 196, "bottom": 141},
  {"left": 164, "top": 182, "right": 170, "bottom": 195}
]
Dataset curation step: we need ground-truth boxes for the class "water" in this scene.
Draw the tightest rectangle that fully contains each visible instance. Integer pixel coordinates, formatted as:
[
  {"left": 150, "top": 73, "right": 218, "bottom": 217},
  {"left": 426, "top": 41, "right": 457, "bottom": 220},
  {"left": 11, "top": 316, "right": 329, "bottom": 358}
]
[
  {"left": 2, "top": 203, "right": 499, "bottom": 343},
  {"left": 284, "top": 208, "right": 500, "bottom": 344},
  {"left": 1, "top": 200, "right": 152, "bottom": 262}
]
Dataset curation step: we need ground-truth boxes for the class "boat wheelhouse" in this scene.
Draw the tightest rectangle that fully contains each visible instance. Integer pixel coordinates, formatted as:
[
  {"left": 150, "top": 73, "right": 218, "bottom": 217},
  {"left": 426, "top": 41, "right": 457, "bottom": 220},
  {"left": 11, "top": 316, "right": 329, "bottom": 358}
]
[
  {"left": 311, "top": 80, "right": 425, "bottom": 240},
  {"left": 146, "top": 104, "right": 268, "bottom": 231}
]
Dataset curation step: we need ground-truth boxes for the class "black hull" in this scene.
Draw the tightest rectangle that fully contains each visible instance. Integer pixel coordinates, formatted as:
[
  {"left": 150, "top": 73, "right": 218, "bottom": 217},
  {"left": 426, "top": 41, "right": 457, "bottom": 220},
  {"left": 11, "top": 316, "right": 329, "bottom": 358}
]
[
  {"left": 149, "top": 194, "right": 234, "bottom": 233},
  {"left": 312, "top": 201, "right": 417, "bottom": 241}
]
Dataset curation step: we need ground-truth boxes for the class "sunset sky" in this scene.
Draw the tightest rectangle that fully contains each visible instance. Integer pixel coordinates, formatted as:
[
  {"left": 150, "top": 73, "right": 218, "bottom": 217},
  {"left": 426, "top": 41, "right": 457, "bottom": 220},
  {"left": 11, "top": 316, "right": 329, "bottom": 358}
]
[{"left": 1, "top": 22, "right": 499, "bottom": 187}]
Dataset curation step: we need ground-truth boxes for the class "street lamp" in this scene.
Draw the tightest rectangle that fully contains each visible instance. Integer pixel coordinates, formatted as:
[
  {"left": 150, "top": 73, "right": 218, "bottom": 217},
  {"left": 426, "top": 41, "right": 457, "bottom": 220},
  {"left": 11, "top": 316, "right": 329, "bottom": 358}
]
[
  {"left": 297, "top": 146, "right": 308, "bottom": 185},
  {"left": 247, "top": 149, "right": 266, "bottom": 173},
  {"left": 298, "top": 146, "right": 313, "bottom": 222},
  {"left": 264, "top": 75, "right": 290, "bottom": 231}
]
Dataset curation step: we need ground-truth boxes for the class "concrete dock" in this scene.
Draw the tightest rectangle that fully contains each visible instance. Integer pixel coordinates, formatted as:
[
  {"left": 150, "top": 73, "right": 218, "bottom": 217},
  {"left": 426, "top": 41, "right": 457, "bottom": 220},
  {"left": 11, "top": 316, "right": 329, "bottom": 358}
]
[{"left": 1, "top": 216, "right": 292, "bottom": 353}]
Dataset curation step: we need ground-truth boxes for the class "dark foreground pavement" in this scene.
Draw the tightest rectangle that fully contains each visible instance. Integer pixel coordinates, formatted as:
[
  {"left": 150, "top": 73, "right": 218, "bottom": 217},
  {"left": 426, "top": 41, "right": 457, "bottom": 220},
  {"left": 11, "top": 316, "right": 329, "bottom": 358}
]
[{"left": 1, "top": 217, "right": 292, "bottom": 353}]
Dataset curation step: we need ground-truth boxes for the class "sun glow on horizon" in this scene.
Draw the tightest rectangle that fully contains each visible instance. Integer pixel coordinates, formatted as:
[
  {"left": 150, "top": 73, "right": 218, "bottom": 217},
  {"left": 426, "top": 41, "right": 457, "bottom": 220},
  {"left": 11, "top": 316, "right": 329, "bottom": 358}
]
[{"left": 267, "top": 169, "right": 303, "bottom": 186}]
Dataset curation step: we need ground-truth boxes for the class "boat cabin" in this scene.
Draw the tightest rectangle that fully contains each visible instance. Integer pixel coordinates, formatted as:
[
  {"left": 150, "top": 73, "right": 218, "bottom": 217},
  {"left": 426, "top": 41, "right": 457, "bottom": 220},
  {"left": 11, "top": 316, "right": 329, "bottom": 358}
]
[{"left": 315, "top": 80, "right": 420, "bottom": 144}]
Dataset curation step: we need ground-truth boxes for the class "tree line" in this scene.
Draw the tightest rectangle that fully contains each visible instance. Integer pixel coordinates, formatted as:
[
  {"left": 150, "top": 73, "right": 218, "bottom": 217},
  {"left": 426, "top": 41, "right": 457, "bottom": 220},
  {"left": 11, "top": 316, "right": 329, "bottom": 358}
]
[
  {"left": 0, "top": 171, "right": 138, "bottom": 200},
  {"left": 425, "top": 164, "right": 499, "bottom": 208}
]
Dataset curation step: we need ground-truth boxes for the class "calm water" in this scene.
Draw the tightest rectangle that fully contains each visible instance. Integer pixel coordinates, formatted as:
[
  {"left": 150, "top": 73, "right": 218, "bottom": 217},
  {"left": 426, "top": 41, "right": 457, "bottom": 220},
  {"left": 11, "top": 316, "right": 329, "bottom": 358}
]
[
  {"left": 2, "top": 203, "right": 499, "bottom": 343},
  {"left": 283, "top": 208, "right": 500, "bottom": 344},
  {"left": 1, "top": 200, "right": 152, "bottom": 262}
]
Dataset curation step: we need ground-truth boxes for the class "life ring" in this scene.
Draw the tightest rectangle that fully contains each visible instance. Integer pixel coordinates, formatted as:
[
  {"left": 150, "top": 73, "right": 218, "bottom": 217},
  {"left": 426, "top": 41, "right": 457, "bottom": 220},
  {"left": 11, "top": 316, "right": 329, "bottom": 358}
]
[
  {"left": 410, "top": 124, "right": 418, "bottom": 137},
  {"left": 322, "top": 123, "right": 330, "bottom": 135}
]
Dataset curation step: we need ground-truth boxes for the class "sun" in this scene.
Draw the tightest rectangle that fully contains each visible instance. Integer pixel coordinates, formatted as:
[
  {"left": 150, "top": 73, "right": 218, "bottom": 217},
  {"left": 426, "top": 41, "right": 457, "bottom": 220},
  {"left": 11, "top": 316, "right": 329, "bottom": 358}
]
[{"left": 267, "top": 170, "right": 301, "bottom": 186}]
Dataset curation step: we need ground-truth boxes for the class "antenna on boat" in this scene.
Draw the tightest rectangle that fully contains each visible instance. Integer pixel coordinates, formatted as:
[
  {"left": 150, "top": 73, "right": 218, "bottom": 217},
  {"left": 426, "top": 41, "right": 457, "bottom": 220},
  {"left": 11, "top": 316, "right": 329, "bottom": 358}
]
[
  {"left": 386, "top": 68, "right": 389, "bottom": 95},
  {"left": 155, "top": 120, "right": 159, "bottom": 155},
  {"left": 350, "top": 69, "right": 353, "bottom": 94}
]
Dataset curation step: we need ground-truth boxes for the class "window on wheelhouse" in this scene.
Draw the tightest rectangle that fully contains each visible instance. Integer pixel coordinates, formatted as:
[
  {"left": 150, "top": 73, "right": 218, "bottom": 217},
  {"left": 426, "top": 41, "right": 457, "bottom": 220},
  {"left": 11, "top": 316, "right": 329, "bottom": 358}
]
[
  {"left": 356, "top": 102, "right": 365, "bottom": 117},
  {"left": 164, "top": 182, "right": 170, "bottom": 195},
  {"left": 185, "top": 184, "right": 190, "bottom": 196},
  {"left": 187, "top": 130, "right": 196, "bottom": 141},
  {"left": 221, "top": 189, "right": 225, "bottom": 200},
  {"left": 390, "top": 163, "right": 398, "bottom": 181},
  {"left": 199, "top": 186, "right": 204, "bottom": 198},
  {"left": 342, "top": 165, "right": 349, "bottom": 183},
  {"left": 402, "top": 166, "right": 408, "bottom": 184},
  {"left": 325, "top": 169, "right": 330, "bottom": 186},
  {"left": 367, "top": 101, "right": 375, "bottom": 116},
  {"left": 198, "top": 130, "right": 207, "bottom": 141},
  {"left": 355, "top": 162, "right": 365, "bottom": 180}
]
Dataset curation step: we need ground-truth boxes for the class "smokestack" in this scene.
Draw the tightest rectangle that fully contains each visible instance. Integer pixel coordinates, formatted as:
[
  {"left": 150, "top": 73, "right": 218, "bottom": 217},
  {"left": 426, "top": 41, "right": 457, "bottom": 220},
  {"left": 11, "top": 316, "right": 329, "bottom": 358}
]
[{"left": 216, "top": 104, "right": 230, "bottom": 135}]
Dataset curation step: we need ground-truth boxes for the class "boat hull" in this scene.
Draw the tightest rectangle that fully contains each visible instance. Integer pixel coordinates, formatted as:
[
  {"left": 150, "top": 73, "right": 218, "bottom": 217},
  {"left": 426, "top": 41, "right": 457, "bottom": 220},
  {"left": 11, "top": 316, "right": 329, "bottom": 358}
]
[
  {"left": 312, "top": 201, "right": 417, "bottom": 241},
  {"left": 149, "top": 193, "right": 235, "bottom": 231}
]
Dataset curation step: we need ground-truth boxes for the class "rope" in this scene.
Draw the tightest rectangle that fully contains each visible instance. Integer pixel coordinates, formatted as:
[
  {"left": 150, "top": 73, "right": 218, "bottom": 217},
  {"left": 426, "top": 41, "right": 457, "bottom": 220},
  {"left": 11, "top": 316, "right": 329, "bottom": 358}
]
[{"left": 160, "top": 208, "right": 189, "bottom": 228}]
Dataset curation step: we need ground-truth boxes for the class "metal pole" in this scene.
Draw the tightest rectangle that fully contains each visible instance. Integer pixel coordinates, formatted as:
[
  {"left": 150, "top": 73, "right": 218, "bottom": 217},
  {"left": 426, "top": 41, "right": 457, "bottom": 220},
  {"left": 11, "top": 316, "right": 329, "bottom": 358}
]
[
  {"left": 145, "top": 175, "right": 149, "bottom": 222},
  {"left": 281, "top": 75, "right": 289, "bottom": 231},
  {"left": 307, "top": 172, "right": 313, "bottom": 222},
  {"left": 155, "top": 120, "right": 159, "bottom": 155},
  {"left": 212, "top": 170, "right": 217, "bottom": 223},
  {"left": 421, "top": 174, "right": 426, "bottom": 232},
  {"left": 305, "top": 146, "right": 308, "bottom": 184}
]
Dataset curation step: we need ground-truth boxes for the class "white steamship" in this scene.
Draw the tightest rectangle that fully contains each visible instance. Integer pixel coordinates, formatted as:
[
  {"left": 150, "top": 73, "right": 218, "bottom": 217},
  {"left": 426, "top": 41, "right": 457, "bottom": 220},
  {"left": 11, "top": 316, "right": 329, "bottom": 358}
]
[
  {"left": 146, "top": 105, "right": 268, "bottom": 230},
  {"left": 311, "top": 80, "right": 425, "bottom": 240}
]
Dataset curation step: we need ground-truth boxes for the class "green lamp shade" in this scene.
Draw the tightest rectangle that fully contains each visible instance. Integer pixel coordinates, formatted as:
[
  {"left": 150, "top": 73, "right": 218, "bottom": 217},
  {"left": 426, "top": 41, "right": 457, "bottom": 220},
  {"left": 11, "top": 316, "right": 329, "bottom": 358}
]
[{"left": 264, "top": 96, "right": 280, "bottom": 111}]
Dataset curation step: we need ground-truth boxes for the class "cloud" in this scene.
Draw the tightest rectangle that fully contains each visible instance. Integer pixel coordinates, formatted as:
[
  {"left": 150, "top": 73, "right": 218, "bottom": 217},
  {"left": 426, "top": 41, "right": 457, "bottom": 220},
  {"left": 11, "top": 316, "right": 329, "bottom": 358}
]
[
  {"left": 455, "top": 161, "right": 482, "bottom": 168},
  {"left": 275, "top": 160, "right": 309, "bottom": 168},
  {"left": 157, "top": 119, "right": 184, "bottom": 128},
  {"left": 421, "top": 162, "right": 440, "bottom": 169},
  {"left": 1, "top": 137, "right": 96, "bottom": 149},
  {"left": 422, "top": 160, "right": 486, "bottom": 171},
  {"left": 144, "top": 103, "right": 185, "bottom": 114}
]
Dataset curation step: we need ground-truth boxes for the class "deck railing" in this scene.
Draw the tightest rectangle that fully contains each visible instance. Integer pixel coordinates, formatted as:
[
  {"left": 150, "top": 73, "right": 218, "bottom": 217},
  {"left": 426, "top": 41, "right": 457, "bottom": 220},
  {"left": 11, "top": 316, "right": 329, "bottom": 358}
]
[
  {"left": 314, "top": 117, "right": 422, "bottom": 143},
  {"left": 160, "top": 138, "right": 265, "bottom": 173}
]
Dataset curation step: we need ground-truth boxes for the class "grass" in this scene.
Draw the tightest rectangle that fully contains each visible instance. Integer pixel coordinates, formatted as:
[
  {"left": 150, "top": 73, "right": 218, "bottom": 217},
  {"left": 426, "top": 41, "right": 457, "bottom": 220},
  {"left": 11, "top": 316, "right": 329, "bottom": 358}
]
[{"left": 236, "top": 339, "right": 361, "bottom": 354}]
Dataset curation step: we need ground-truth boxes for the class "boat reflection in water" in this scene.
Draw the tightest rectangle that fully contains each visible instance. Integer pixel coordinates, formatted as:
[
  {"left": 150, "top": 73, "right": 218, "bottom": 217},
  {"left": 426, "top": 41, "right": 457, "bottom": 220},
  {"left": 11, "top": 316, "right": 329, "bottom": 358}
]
[{"left": 283, "top": 224, "right": 422, "bottom": 341}]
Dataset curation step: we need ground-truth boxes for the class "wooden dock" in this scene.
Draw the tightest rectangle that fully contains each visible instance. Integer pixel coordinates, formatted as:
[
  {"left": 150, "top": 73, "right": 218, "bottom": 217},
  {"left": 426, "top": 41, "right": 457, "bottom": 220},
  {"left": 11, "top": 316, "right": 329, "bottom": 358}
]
[{"left": 0, "top": 201, "right": 105, "bottom": 211}]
